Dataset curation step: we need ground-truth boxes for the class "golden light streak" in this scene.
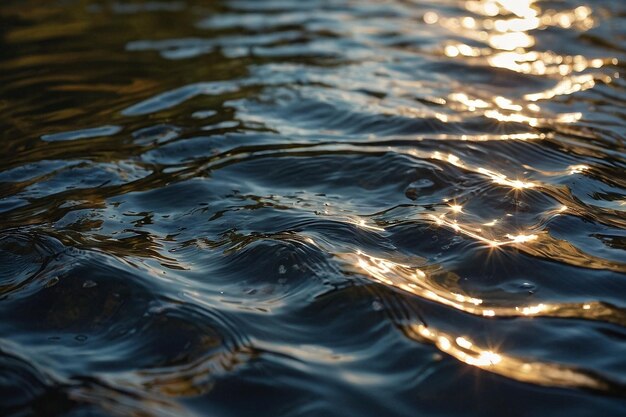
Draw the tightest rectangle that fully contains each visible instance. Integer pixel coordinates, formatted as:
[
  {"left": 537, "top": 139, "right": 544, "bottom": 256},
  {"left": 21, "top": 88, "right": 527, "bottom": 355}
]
[
  {"left": 494, "top": 16, "right": 540, "bottom": 32},
  {"left": 338, "top": 249, "right": 626, "bottom": 326},
  {"left": 477, "top": 167, "right": 536, "bottom": 189},
  {"left": 404, "top": 324, "right": 610, "bottom": 391},
  {"left": 429, "top": 214, "right": 538, "bottom": 248},
  {"left": 569, "top": 164, "right": 589, "bottom": 175},
  {"left": 345, "top": 217, "right": 386, "bottom": 232},
  {"left": 449, "top": 93, "right": 490, "bottom": 110},
  {"left": 505, "top": 234, "right": 539, "bottom": 244},
  {"left": 432, "top": 153, "right": 543, "bottom": 193},
  {"left": 456, "top": 337, "right": 473, "bottom": 349},
  {"left": 434, "top": 0, "right": 614, "bottom": 104},
  {"left": 517, "top": 303, "right": 547, "bottom": 315},
  {"left": 484, "top": 109, "right": 540, "bottom": 126},
  {"left": 494, "top": 96, "right": 522, "bottom": 111},
  {"left": 524, "top": 74, "right": 597, "bottom": 101},
  {"left": 488, "top": 32, "right": 534, "bottom": 50},
  {"left": 449, "top": 204, "right": 463, "bottom": 213},
  {"left": 347, "top": 250, "right": 485, "bottom": 313},
  {"left": 496, "top": 0, "right": 538, "bottom": 19}
]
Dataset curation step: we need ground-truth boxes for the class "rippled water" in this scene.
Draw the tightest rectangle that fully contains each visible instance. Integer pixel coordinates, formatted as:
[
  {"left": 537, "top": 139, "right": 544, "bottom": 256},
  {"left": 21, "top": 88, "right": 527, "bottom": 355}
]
[{"left": 1, "top": 0, "right": 626, "bottom": 416}]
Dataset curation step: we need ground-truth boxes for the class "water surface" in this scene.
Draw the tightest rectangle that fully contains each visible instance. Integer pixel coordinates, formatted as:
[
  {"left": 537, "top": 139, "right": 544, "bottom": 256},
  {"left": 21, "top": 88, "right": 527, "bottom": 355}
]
[{"left": 1, "top": 0, "right": 626, "bottom": 416}]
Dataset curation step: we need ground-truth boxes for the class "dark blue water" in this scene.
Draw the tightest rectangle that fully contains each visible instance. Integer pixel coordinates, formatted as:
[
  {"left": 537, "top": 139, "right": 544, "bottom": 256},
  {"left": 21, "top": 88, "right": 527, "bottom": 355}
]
[{"left": 1, "top": 1, "right": 626, "bottom": 416}]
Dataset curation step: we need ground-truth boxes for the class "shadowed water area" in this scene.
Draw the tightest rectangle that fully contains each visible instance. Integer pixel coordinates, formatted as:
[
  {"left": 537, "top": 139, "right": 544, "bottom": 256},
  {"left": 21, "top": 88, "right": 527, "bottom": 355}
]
[{"left": 1, "top": 0, "right": 626, "bottom": 416}]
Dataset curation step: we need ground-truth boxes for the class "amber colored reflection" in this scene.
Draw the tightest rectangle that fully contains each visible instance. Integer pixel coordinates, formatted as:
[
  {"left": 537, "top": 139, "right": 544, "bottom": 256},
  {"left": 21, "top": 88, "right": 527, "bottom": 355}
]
[
  {"left": 429, "top": 213, "right": 538, "bottom": 248},
  {"left": 430, "top": 151, "right": 539, "bottom": 191},
  {"left": 403, "top": 324, "right": 618, "bottom": 392},
  {"left": 422, "top": 0, "right": 619, "bottom": 130},
  {"left": 343, "top": 250, "right": 626, "bottom": 325},
  {"left": 427, "top": 208, "right": 626, "bottom": 273}
]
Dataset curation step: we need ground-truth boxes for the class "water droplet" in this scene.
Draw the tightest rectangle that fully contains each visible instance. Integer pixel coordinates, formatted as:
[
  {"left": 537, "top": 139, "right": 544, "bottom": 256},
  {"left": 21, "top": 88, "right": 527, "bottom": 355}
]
[
  {"left": 278, "top": 265, "right": 287, "bottom": 274},
  {"left": 82, "top": 280, "right": 97, "bottom": 288}
]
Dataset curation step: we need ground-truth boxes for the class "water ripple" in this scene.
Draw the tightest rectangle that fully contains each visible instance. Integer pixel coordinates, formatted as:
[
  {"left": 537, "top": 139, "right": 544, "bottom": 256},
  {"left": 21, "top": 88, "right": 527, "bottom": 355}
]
[{"left": 1, "top": 0, "right": 626, "bottom": 416}]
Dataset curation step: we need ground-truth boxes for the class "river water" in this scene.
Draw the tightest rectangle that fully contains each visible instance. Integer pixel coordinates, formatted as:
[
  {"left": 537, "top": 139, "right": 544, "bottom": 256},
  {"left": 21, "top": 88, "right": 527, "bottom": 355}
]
[{"left": 1, "top": 1, "right": 626, "bottom": 416}]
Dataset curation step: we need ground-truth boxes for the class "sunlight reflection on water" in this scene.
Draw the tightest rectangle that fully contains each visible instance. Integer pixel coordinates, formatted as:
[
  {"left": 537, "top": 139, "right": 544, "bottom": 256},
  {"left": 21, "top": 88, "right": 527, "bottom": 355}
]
[{"left": 1, "top": 0, "right": 626, "bottom": 415}]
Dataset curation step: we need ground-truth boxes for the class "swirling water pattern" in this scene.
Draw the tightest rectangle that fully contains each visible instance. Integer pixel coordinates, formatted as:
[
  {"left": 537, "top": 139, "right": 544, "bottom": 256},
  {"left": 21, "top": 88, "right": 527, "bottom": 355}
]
[{"left": 1, "top": 0, "right": 626, "bottom": 416}]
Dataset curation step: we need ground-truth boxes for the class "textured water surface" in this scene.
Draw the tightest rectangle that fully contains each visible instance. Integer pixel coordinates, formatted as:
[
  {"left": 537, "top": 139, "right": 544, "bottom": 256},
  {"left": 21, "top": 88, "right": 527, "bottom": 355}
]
[{"left": 1, "top": 0, "right": 626, "bottom": 416}]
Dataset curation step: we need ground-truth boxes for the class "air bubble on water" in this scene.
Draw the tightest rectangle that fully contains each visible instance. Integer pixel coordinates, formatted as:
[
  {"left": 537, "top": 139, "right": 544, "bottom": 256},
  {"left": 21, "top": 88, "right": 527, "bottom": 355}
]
[
  {"left": 83, "top": 280, "right": 97, "bottom": 288},
  {"left": 372, "top": 300, "right": 384, "bottom": 311},
  {"left": 46, "top": 276, "right": 59, "bottom": 288},
  {"left": 520, "top": 281, "right": 537, "bottom": 295},
  {"left": 278, "top": 265, "right": 287, "bottom": 274}
]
